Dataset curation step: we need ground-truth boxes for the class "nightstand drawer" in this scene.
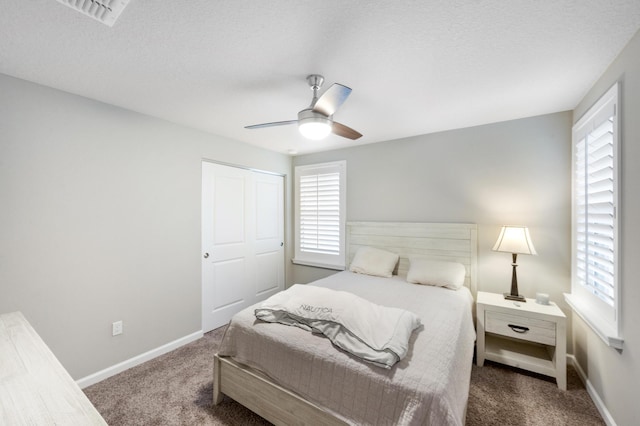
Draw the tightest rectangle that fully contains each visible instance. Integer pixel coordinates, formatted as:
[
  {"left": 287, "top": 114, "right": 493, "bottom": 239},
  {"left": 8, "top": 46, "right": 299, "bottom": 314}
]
[{"left": 485, "top": 311, "right": 556, "bottom": 345}]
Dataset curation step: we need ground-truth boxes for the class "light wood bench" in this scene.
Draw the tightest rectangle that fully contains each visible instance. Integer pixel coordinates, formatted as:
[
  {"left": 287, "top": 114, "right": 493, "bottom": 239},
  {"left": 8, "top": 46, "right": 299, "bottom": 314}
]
[{"left": 0, "top": 311, "right": 107, "bottom": 425}]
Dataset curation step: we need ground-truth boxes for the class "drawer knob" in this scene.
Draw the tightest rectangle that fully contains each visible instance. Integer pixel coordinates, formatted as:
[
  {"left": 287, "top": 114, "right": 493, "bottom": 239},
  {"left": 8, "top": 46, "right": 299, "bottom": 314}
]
[{"left": 508, "top": 324, "right": 530, "bottom": 333}]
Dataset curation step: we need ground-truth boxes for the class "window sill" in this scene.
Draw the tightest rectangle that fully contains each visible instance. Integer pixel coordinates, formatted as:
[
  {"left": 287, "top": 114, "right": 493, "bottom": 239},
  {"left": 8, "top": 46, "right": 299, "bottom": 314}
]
[
  {"left": 564, "top": 293, "right": 624, "bottom": 349},
  {"left": 291, "top": 258, "right": 345, "bottom": 271}
]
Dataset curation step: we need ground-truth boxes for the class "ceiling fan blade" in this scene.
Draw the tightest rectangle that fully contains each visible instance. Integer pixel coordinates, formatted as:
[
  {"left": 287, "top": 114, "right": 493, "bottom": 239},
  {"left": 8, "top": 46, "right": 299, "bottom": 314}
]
[
  {"left": 313, "top": 83, "right": 352, "bottom": 116},
  {"left": 332, "top": 122, "right": 362, "bottom": 140},
  {"left": 245, "top": 120, "right": 298, "bottom": 129}
]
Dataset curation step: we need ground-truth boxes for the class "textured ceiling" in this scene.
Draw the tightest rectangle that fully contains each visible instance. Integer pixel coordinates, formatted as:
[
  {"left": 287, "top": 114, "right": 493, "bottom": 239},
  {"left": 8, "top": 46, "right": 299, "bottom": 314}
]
[{"left": 1, "top": 1, "right": 639, "bottom": 155}]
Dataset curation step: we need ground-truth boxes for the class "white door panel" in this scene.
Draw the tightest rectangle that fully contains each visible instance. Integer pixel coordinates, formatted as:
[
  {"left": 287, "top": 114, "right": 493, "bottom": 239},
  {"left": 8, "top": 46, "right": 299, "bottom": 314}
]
[
  {"left": 253, "top": 174, "right": 283, "bottom": 255},
  {"left": 202, "top": 258, "right": 247, "bottom": 330},
  {"left": 255, "top": 251, "right": 281, "bottom": 296},
  {"left": 213, "top": 175, "right": 245, "bottom": 245},
  {"left": 252, "top": 172, "right": 284, "bottom": 301},
  {"left": 202, "top": 162, "right": 284, "bottom": 332},
  {"left": 256, "top": 180, "right": 280, "bottom": 239},
  {"left": 213, "top": 258, "right": 247, "bottom": 308}
]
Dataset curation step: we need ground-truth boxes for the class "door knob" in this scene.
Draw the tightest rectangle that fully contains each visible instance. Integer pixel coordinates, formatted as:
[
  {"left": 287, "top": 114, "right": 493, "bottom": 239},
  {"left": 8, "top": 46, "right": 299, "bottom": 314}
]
[{"left": 203, "top": 253, "right": 210, "bottom": 259}]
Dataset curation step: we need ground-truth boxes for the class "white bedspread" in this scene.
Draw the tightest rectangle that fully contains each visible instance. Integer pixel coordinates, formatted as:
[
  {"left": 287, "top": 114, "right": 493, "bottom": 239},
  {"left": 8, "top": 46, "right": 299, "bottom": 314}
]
[
  {"left": 255, "top": 284, "right": 422, "bottom": 368},
  {"left": 218, "top": 271, "right": 475, "bottom": 426}
]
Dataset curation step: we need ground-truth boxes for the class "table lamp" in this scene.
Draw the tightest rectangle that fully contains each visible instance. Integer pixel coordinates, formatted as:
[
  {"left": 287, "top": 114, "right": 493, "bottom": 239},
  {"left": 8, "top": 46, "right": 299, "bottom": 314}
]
[{"left": 492, "top": 225, "right": 537, "bottom": 302}]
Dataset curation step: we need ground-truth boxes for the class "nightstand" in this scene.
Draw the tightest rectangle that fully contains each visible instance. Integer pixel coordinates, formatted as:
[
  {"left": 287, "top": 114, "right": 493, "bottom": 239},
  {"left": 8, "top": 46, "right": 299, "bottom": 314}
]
[{"left": 476, "top": 291, "right": 567, "bottom": 390}]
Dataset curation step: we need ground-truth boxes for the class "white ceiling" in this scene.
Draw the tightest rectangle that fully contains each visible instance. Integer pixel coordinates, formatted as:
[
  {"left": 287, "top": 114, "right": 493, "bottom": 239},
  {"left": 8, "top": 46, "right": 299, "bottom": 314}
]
[{"left": 1, "top": 1, "right": 639, "bottom": 155}]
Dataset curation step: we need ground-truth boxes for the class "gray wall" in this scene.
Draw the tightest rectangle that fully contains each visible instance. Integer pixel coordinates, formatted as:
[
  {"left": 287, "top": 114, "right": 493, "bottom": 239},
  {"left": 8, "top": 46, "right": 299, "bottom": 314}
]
[
  {"left": 571, "top": 29, "right": 640, "bottom": 425},
  {"left": 0, "top": 73, "right": 292, "bottom": 379},
  {"left": 293, "top": 112, "right": 573, "bottom": 331}
]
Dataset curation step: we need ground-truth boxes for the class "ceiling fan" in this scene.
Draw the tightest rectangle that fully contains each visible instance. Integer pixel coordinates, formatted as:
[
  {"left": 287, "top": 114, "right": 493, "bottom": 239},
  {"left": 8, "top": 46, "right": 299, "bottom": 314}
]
[{"left": 245, "top": 74, "right": 362, "bottom": 140}]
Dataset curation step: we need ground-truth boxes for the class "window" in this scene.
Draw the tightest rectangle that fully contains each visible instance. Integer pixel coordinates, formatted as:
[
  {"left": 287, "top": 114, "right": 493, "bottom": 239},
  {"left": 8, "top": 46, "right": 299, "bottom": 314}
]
[
  {"left": 293, "top": 161, "right": 346, "bottom": 270},
  {"left": 565, "top": 83, "right": 622, "bottom": 348}
]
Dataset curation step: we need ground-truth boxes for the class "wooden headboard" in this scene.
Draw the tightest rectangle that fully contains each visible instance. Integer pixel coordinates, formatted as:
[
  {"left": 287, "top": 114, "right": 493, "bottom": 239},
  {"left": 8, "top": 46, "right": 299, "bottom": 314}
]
[{"left": 346, "top": 222, "right": 478, "bottom": 297}]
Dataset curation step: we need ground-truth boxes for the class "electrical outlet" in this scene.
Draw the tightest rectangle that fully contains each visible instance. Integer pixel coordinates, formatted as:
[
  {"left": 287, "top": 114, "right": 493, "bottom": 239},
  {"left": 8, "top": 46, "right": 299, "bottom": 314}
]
[{"left": 112, "top": 320, "right": 123, "bottom": 336}]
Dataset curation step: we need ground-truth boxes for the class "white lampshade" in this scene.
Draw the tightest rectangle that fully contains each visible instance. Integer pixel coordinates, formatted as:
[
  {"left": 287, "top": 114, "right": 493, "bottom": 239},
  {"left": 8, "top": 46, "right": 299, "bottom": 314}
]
[
  {"left": 492, "top": 226, "right": 537, "bottom": 255},
  {"left": 299, "top": 118, "right": 332, "bottom": 140}
]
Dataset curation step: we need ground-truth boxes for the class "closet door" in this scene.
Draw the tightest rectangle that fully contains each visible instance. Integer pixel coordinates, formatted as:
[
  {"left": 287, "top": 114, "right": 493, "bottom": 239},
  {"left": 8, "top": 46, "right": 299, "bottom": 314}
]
[
  {"left": 253, "top": 172, "right": 284, "bottom": 302},
  {"left": 201, "top": 162, "right": 284, "bottom": 332}
]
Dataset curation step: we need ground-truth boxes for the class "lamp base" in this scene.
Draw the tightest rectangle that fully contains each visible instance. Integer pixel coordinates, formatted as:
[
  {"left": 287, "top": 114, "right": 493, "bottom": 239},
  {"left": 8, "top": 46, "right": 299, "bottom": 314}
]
[{"left": 504, "top": 293, "right": 527, "bottom": 302}]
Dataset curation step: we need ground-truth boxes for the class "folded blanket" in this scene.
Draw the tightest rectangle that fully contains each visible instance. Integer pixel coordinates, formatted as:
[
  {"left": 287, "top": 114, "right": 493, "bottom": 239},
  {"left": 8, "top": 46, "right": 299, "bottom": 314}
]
[{"left": 255, "top": 284, "right": 421, "bottom": 368}]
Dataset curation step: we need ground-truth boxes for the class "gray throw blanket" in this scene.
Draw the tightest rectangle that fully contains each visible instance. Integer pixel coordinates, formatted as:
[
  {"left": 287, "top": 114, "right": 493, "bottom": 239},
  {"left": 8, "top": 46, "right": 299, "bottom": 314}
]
[{"left": 255, "top": 284, "right": 421, "bottom": 368}]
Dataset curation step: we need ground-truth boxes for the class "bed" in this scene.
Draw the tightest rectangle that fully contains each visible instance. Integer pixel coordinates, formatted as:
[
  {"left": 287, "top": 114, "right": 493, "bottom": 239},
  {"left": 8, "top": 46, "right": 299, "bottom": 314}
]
[{"left": 213, "top": 222, "right": 478, "bottom": 425}]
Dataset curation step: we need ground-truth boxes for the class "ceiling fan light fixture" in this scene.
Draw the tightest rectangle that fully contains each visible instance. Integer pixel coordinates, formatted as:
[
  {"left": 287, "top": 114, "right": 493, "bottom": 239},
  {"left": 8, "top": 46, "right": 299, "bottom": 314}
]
[
  {"left": 298, "top": 110, "right": 332, "bottom": 140},
  {"left": 246, "top": 75, "right": 361, "bottom": 141},
  {"left": 299, "top": 120, "right": 331, "bottom": 140}
]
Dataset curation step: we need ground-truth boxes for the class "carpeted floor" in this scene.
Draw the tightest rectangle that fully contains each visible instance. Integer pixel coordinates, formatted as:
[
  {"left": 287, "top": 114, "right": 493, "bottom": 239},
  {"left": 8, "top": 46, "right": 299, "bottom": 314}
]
[{"left": 84, "top": 327, "right": 605, "bottom": 425}]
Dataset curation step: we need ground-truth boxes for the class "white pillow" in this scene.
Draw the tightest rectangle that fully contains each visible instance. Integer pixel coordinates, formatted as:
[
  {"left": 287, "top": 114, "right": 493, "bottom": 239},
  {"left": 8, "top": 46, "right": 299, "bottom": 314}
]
[
  {"left": 406, "top": 257, "right": 466, "bottom": 290},
  {"left": 349, "top": 246, "right": 399, "bottom": 278}
]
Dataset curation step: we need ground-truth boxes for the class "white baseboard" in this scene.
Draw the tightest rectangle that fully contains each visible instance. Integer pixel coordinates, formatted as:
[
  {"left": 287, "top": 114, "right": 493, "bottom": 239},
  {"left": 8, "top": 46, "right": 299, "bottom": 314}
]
[
  {"left": 76, "top": 330, "right": 203, "bottom": 389},
  {"left": 567, "top": 354, "right": 617, "bottom": 426}
]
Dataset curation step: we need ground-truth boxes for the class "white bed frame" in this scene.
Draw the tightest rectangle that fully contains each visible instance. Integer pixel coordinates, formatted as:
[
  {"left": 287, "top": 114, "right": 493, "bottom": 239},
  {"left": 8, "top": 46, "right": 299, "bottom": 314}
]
[{"left": 213, "top": 222, "right": 478, "bottom": 425}]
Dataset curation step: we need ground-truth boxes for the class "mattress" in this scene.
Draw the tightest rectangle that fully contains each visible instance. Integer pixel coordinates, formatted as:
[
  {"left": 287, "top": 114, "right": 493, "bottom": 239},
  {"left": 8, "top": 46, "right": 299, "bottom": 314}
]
[{"left": 217, "top": 271, "right": 475, "bottom": 426}]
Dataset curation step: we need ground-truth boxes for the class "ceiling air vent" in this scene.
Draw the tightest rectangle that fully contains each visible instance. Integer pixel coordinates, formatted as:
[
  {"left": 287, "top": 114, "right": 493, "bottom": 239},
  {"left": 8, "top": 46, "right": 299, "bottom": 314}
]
[{"left": 56, "top": 0, "right": 132, "bottom": 27}]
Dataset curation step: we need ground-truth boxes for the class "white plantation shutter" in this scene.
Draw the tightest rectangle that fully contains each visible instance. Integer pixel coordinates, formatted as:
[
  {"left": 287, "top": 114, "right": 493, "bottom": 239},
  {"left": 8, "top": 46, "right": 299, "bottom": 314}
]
[
  {"left": 567, "top": 83, "right": 622, "bottom": 348},
  {"left": 299, "top": 172, "right": 340, "bottom": 255},
  {"left": 575, "top": 116, "right": 615, "bottom": 306},
  {"left": 294, "top": 161, "right": 346, "bottom": 269}
]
